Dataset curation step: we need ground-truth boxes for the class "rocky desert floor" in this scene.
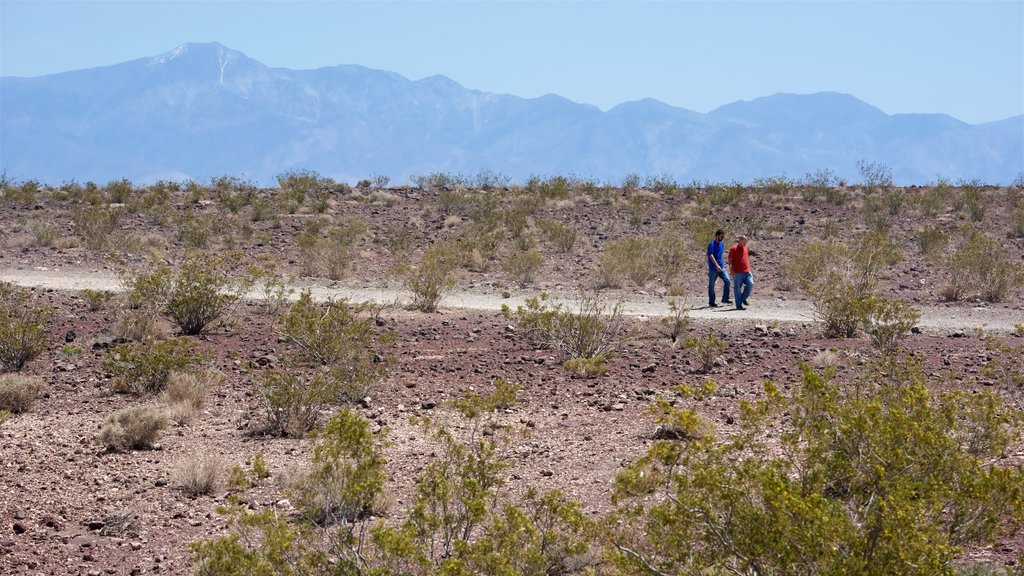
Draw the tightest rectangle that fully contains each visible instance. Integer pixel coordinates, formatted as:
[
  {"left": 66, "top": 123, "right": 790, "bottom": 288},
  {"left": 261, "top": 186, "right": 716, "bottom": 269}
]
[{"left": 1, "top": 178, "right": 1023, "bottom": 574}]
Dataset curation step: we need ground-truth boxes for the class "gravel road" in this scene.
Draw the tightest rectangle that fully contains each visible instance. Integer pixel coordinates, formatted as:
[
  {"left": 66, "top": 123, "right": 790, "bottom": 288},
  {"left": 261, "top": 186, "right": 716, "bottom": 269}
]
[{"left": 2, "top": 267, "right": 1021, "bottom": 332}]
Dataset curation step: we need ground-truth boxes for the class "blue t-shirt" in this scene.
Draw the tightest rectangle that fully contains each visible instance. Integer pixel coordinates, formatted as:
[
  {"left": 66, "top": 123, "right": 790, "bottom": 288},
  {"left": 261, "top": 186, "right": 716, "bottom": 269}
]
[{"left": 707, "top": 240, "right": 725, "bottom": 270}]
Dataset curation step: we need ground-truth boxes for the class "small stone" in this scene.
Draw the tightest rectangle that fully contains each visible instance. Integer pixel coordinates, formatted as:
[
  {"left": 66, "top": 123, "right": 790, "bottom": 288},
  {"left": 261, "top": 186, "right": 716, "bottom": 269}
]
[{"left": 12, "top": 522, "right": 27, "bottom": 535}]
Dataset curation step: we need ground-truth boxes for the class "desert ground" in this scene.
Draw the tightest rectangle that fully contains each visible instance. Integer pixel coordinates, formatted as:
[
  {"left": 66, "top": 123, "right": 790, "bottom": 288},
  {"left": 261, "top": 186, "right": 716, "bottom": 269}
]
[{"left": 1, "top": 176, "right": 1023, "bottom": 574}]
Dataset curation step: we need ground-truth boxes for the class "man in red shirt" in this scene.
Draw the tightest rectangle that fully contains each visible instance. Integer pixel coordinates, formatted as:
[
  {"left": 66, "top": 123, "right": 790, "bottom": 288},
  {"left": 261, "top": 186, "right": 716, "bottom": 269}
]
[{"left": 728, "top": 235, "right": 753, "bottom": 310}]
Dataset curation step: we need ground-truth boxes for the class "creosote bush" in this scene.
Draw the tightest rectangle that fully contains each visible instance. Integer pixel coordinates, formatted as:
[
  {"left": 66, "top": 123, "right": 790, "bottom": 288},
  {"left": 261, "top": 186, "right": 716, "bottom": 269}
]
[
  {"left": 276, "top": 290, "right": 387, "bottom": 370},
  {"left": 865, "top": 298, "right": 921, "bottom": 355},
  {"left": 99, "top": 406, "right": 169, "bottom": 451},
  {"left": 122, "top": 251, "right": 250, "bottom": 335},
  {"left": 104, "top": 337, "right": 199, "bottom": 395},
  {"left": 683, "top": 330, "right": 726, "bottom": 373},
  {"left": 941, "top": 233, "right": 1024, "bottom": 303},
  {"left": 0, "top": 282, "right": 50, "bottom": 373},
  {"left": 255, "top": 369, "right": 336, "bottom": 438},
  {"left": 610, "top": 358, "right": 1024, "bottom": 576},
  {"left": 502, "top": 291, "right": 629, "bottom": 360},
  {"left": 405, "top": 242, "right": 459, "bottom": 312}
]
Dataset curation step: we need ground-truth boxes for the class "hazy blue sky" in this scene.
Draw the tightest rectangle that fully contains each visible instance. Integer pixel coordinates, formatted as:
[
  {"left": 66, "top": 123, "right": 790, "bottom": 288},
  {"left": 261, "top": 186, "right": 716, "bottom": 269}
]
[{"left": 2, "top": 1, "right": 1022, "bottom": 124}]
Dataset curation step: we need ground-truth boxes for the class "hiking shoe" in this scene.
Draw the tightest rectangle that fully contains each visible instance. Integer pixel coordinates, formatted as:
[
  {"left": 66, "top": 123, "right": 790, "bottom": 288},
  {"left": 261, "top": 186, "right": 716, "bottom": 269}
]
[
  {"left": 709, "top": 303, "right": 719, "bottom": 308},
  {"left": 736, "top": 304, "right": 746, "bottom": 310},
  {"left": 722, "top": 300, "right": 733, "bottom": 304}
]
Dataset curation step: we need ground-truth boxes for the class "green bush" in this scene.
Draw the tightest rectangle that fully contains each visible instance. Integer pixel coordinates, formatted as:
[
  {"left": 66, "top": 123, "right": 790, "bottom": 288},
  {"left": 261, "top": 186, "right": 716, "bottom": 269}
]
[
  {"left": 123, "top": 252, "right": 250, "bottom": 335},
  {"left": 80, "top": 289, "right": 114, "bottom": 312},
  {"left": 683, "top": 331, "right": 726, "bottom": 373},
  {"left": 610, "top": 360, "right": 1024, "bottom": 576},
  {"left": 0, "top": 282, "right": 50, "bottom": 373},
  {"left": 72, "top": 205, "right": 123, "bottom": 250},
  {"left": 104, "top": 337, "right": 198, "bottom": 394},
  {"left": 915, "top": 224, "right": 948, "bottom": 259},
  {"left": 598, "top": 237, "right": 655, "bottom": 287},
  {"left": 801, "top": 168, "right": 837, "bottom": 201},
  {"left": 941, "top": 233, "right": 1024, "bottom": 302},
  {"left": 0, "top": 177, "right": 40, "bottom": 206},
  {"left": 104, "top": 178, "right": 134, "bottom": 204},
  {"left": 255, "top": 369, "right": 336, "bottom": 438},
  {"left": 99, "top": 406, "right": 169, "bottom": 451},
  {"left": 502, "top": 292, "right": 628, "bottom": 360},
  {"left": 536, "top": 218, "right": 577, "bottom": 253},
  {"left": 813, "top": 276, "right": 877, "bottom": 338},
  {"left": 865, "top": 299, "right": 921, "bottom": 355},
  {"left": 0, "top": 373, "right": 43, "bottom": 413},
  {"left": 405, "top": 242, "right": 459, "bottom": 312},
  {"left": 502, "top": 248, "right": 543, "bottom": 287},
  {"left": 277, "top": 291, "right": 383, "bottom": 366},
  {"left": 564, "top": 354, "right": 609, "bottom": 378}
]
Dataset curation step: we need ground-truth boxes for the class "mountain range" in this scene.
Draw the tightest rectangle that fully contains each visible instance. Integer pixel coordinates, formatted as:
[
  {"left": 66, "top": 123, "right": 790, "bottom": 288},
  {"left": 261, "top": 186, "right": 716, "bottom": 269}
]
[{"left": 2, "top": 42, "right": 1021, "bottom": 186}]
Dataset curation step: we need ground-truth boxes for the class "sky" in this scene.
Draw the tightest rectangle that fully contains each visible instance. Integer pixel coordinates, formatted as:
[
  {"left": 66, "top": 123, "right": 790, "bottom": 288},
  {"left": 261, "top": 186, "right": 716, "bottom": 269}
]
[{"left": 1, "top": 0, "right": 1022, "bottom": 125}]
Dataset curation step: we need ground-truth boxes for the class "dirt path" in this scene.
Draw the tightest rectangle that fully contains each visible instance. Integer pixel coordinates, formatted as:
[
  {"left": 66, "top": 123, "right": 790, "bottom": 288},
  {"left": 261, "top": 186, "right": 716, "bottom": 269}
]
[{"left": 2, "top": 266, "right": 1022, "bottom": 332}]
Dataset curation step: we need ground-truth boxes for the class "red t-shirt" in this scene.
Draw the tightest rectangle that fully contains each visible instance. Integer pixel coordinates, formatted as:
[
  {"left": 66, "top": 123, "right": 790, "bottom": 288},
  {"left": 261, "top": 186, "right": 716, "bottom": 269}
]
[{"left": 728, "top": 244, "right": 750, "bottom": 273}]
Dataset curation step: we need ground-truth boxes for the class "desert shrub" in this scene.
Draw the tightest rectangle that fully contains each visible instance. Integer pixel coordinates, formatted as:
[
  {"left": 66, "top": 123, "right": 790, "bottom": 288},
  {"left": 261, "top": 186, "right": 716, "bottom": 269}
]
[
  {"left": 175, "top": 456, "right": 223, "bottom": 497},
  {"left": 941, "top": 233, "right": 1024, "bottom": 302},
  {"left": 171, "top": 209, "right": 217, "bottom": 249},
  {"left": 502, "top": 248, "right": 543, "bottom": 287},
  {"left": 99, "top": 406, "right": 168, "bottom": 451},
  {"left": 210, "top": 175, "right": 258, "bottom": 213},
  {"left": 73, "top": 205, "right": 123, "bottom": 250},
  {"left": 104, "top": 178, "right": 134, "bottom": 204},
  {"left": 536, "top": 218, "right": 577, "bottom": 253},
  {"left": 0, "top": 177, "right": 40, "bottom": 206},
  {"left": 80, "top": 289, "right": 114, "bottom": 311},
  {"left": 255, "top": 369, "right": 335, "bottom": 437},
  {"left": 801, "top": 168, "right": 837, "bottom": 201},
  {"left": 27, "top": 220, "right": 60, "bottom": 247},
  {"left": 295, "top": 217, "right": 368, "bottom": 280},
  {"left": 915, "top": 224, "right": 948, "bottom": 259},
  {"left": 1009, "top": 203, "right": 1024, "bottom": 239},
  {"left": 246, "top": 260, "right": 294, "bottom": 316},
  {"left": 610, "top": 360, "right": 1024, "bottom": 576},
  {"left": 0, "top": 373, "right": 42, "bottom": 413},
  {"left": 813, "top": 275, "right": 877, "bottom": 338},
  {"left": 650, "top": 226, "right": 688, "bottom": 285},
  {"left": 405, "top": 242, "right": 459, "bottom": 312},
  {"left": 857, "top": 159, "right": 894, "bottom": 188},
  {"left": 113, "top": 306, "right": 164, "bottom": 343},
  {"left": 123, "top": 252, "right": 250, "bottom": 335},
  {"left": 104, "top": 337, "right": 198, "bottom": 395},
  {"left": 658, "top": 298, "right": 691, "bottom": 345},
  {"left": 276, "top": 290, "right": 384, "bottom": 367},
  {"left": 685, "top": 216, "right": 725, "bottom": 253},
  {"left": 777, "top": 238, "right": 847, "bottom": 292},
  {"left": 955, "top": 181, "right": 985, "bottom": 222},
  {"left": 684, "top": 331, "right": 726, "bottom": 373},
  {"left": 865, "top": 299, "right": 921, "bottom": 355},
  {"left": 598, "top": 237, "right": 655, "bottom": 287},
  {"left": 192, "top": 393, "right": 593, "bottom": 575},
  {"left": 627, "top": 193, "right": 653, "bottom": 229},
  {"left": 161, "top": 369, "right": 221, "bottom": 424},
  {"left": 0, "top": 283, "right": 50, "bottom": 373},
  {"left": 291, "top": 410, "right": 388, "bottom": 526},
  {"left": 564, "top": 355, "right": 609, "bottom": 378},
  {"left": 979, "top": 334, "right": 1024, "bottom": 411},
  {"left": 276, "top": 169, "right": 332, "bottom": 211},
  {"left": 502, "top": 291, "right": 628, "bottom": 360},
  {"left": 917, "top": 183, "right": 948, "bottom": 217}
]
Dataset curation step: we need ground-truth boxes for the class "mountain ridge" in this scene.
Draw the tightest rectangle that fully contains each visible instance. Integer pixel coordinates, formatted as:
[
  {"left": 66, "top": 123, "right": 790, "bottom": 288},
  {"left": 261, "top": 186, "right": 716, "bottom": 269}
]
[{"left": 2, "top": 41, "right": 1021, "bottom": 185}]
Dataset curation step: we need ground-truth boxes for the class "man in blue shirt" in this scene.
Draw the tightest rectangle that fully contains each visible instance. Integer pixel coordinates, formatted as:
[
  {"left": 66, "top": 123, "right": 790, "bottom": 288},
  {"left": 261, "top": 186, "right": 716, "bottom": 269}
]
[{"left": 706, "top": 229, "right": 732, "bottom": 307}]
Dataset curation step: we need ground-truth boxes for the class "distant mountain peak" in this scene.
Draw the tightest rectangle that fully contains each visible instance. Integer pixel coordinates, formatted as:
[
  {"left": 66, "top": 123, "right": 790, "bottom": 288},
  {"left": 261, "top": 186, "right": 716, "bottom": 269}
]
[
  {"left": 148, "top": 42, "right": 247, "bottom": 67},
  {"left": 1, "top": 43, "right": 1020, "bottom": 185}
]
